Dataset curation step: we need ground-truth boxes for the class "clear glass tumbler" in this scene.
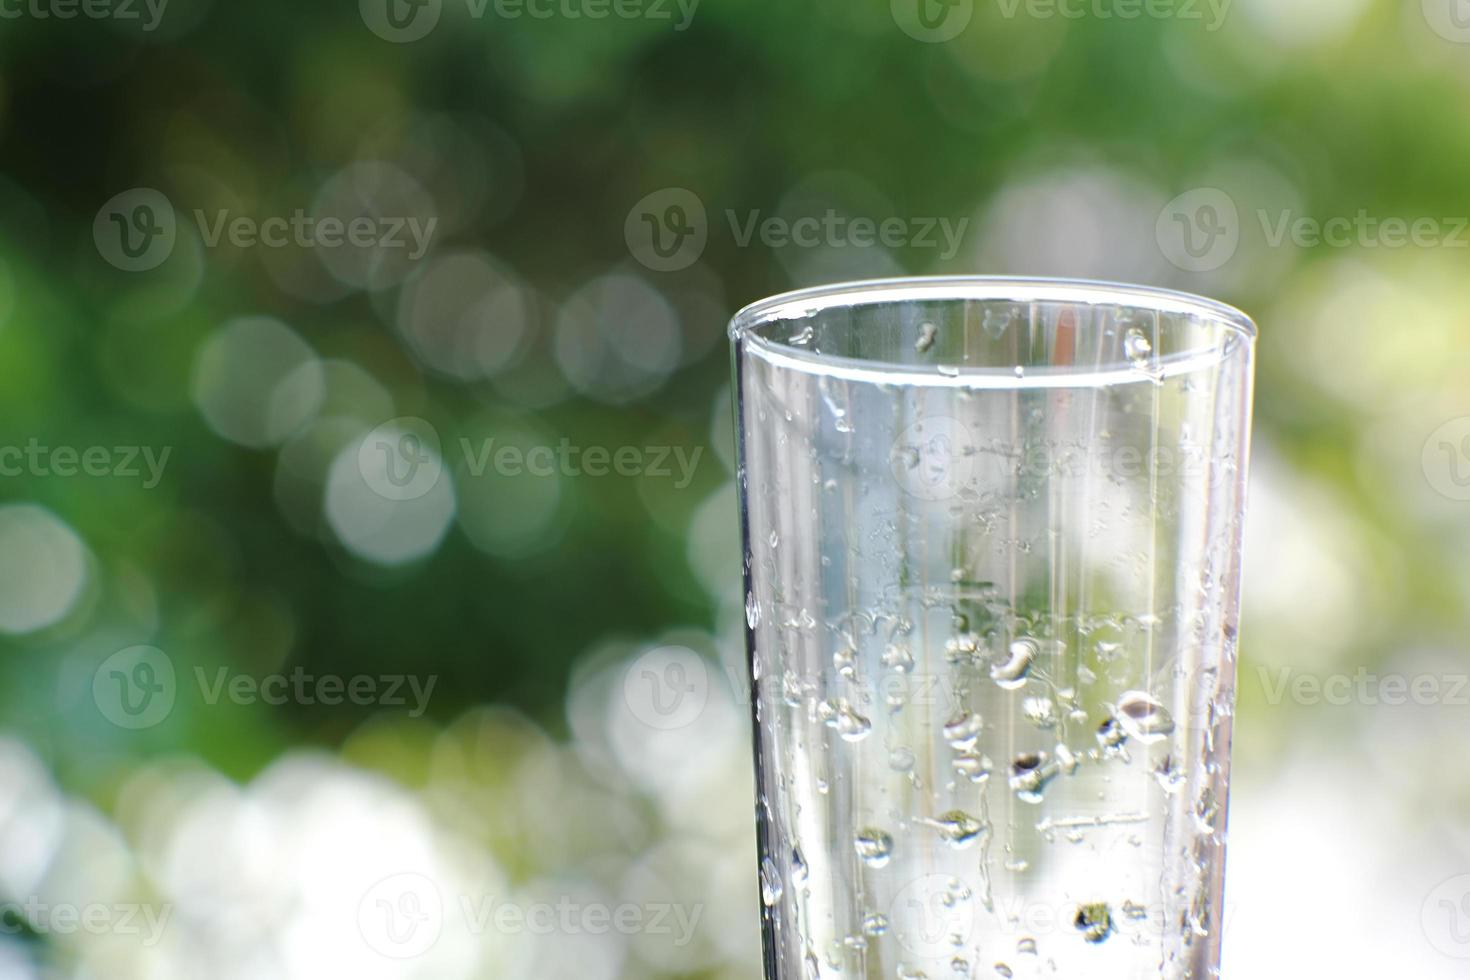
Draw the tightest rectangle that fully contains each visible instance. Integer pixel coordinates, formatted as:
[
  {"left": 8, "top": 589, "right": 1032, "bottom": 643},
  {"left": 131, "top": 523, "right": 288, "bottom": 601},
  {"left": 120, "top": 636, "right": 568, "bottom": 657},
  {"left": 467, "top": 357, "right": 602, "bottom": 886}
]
[{"left": 731, "top": 278, "right": 1256, "bottom": 980}]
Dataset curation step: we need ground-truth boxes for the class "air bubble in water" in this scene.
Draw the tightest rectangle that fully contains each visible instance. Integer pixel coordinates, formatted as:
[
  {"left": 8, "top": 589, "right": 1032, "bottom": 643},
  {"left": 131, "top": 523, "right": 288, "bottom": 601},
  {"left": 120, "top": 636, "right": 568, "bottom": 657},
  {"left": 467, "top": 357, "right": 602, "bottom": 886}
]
[
  {"left": 943, "top": 710, "right": 985, "bottom": 751},
  {"left": 1116, "top": 691, "right": 1175, "bottom": 744},
  {"left": 854, "top": 829, "right": 894, "bottom": 868},
  {"left": 991, "top": 638, "right": 1036, "bottom": 690}
]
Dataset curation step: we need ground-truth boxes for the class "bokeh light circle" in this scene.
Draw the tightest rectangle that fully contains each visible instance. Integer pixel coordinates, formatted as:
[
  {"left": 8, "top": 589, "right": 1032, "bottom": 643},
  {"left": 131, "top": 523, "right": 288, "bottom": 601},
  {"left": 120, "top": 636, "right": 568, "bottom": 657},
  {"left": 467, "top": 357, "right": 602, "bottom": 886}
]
[
  {"left": 553, "top": 274, "right": 680, "bottom": 404},
  {"left": 0, "top": 505, "right": 89, "bottom": 636},
  {"left": 396, "top": 252, "right": 533, "bottom": 381},
  {"left": 326, "top": 432, "right": 456, "bottom": 566},
  {"left": 192, "top": 317, "right": 325, "bottom": 449}
]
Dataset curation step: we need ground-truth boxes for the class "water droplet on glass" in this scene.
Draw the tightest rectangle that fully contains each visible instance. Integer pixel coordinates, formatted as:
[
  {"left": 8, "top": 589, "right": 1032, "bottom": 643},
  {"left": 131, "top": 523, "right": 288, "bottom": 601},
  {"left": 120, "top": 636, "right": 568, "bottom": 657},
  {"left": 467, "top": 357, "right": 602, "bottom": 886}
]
[
  {"left": 1075, "top": 902, "right": 1114, "bottom": 944},
  {"left": 834, "top": 647, "right": 857, "bottom": 680},
  {"left": 1022, "top": 696, "right": 1057, "bottom": 730},
  {"left": 854, "top": 829, "right": 894, "bottom": 868},
  {"left": 1124, "top": 328, "right": 1153, "bottom": 367},
  {"left": 952, "top": 752, "right": 992, "bottom": 784},
  {"left": 783, "top": 671, "right": 809, "bottom": 708},
  {"left": 931, "top": 810, "right": 985, "bottom": 849},
  {"left": 982, "top": 308, "right": 1013, "bottom": 339},
  {"left": 1009, "top": 752, "right": 1055, "bottom": 804},
  {"left": 1116, "top": 691, "right": 1175, "bottom": 744},
  {"left": 746, "top": 593, "right": 761, "bottom": 629},
  {"left": 937, "top": 364, "right": 960, "bottom": 378},
  {"left": 991, "top": 638, "right": 1036, "bottom": 690},
  {"left": 820, "top": 699, "right": 873, "bottom": 742},
  {"left": 863, "top": 912, "right": 890, "bottom": 936},
  {"left": 890, "top": 746, "right": 916, "bottom": 771},
  {"left": 1096, "top": 716, "right": 1126, "bottom": 750},
  {"left": 945, "top": 632, "right": 981, "bottom": 665},
  {"left": 1154, "top": 754, "right": 1186, "bottom": 794},
  {"left": 882, "top": 644, "right": 915, "bottom": 673},
  {"left": 1054, "top": 743, "right": 1079, "bottom": 775},
  {"left": 915, "top": 322, "right": 938, "bottom": 354},
  {"left": 993, "top": 964, "right": 1012, "bottom": 978},
  {"left": 761, "top": 858, "right": 783, "bottom": 907},
  {"left": 792, "top": 847, "right": 809, "bottom": 886},
  {"left": 943, "top": 710, "right": 985, "bottom": 751},
  {"left": 1017, "top": 937, "right": 1038, "bottom": 955}
]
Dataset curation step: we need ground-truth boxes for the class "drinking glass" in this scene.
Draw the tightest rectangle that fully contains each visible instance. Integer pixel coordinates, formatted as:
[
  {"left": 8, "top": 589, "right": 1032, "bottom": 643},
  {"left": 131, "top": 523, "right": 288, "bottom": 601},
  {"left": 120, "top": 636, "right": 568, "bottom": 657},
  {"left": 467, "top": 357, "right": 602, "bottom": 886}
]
[{"left": 730, "top": 277, "right": 1255, "bottom": 980}]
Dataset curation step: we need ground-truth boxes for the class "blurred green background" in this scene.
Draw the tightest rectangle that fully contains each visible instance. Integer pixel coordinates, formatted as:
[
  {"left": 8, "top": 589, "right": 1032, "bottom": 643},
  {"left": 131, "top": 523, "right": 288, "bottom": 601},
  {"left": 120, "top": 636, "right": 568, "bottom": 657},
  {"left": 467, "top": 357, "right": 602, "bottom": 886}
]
[{"left": 0, "top": 0, "right": 1469, "bottom": 977}]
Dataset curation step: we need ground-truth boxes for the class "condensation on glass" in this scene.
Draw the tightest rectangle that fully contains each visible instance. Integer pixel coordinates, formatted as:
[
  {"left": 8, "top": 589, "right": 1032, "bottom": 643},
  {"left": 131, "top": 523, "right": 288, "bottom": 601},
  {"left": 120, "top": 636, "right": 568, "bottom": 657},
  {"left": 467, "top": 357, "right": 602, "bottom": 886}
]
[{"left": 731, "top": 278, "right": 1256, "bottom": 980}]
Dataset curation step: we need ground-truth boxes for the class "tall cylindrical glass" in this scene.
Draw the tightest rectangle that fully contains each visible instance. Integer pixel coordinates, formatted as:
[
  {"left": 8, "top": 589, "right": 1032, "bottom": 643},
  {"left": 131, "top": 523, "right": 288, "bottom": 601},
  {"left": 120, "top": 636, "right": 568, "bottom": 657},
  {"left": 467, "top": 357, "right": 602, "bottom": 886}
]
[{"left": 731, "top": 278, "right": 1255, "bottom": 980}]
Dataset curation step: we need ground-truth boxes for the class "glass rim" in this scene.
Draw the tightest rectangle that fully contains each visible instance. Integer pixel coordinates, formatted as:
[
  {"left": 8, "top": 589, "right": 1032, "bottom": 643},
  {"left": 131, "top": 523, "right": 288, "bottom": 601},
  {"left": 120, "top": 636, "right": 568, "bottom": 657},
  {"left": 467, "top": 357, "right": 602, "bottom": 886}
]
[{"left": 730, "top": 275, "right": 1257, "bottom": 340}]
